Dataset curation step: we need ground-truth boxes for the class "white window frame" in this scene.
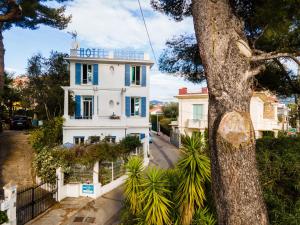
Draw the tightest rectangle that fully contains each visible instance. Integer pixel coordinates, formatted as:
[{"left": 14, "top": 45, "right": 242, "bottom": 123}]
[
  {"left": 82, "top": 96, "right": 93, "bottom": 119},
  {"left": 130, "top": 65, "right": 141, "bottom": 86},
  {"left": 74, "top": 136, "right": 85, "bottom": 145},
  {"left": 130, "top": 97, "right": 141, "bottom": 116},
  {"left": 82, "top": 64, "right": 93, "bottom": 85}
]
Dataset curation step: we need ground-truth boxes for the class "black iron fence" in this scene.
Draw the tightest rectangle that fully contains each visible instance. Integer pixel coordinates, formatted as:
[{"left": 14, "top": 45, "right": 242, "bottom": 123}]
[{"left": 17, "top": 180, "right": 57, "bottom": 225}]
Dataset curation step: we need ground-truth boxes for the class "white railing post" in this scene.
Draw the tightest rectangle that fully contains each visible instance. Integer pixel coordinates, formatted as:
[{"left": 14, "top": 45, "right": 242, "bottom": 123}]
[{"left": 1, "top": 184, "right": 17, "bottom": 225}]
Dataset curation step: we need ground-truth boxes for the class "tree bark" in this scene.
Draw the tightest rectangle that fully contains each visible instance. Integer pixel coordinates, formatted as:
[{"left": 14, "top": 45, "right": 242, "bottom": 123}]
[
  {"left": 191, "top": 1, "right": 268, "bottom": 224},
  {"left": 0, "top": 25, "right": 4, "bottom": 91}
]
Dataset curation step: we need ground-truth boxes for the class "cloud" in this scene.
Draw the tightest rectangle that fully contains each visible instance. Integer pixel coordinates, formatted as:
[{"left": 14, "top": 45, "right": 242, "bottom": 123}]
[{"left": 66, "top": 0, "right": 193, "bottom": 51}]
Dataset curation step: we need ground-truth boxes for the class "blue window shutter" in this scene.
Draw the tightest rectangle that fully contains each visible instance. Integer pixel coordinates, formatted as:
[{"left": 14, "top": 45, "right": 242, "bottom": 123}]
[
  {"left": 125, "top": 97, "right": 131, "bottom": 117},
  {"left": 125, "top": 64, "right": 130, "bottom": 86},
  {"left": 140, "top": 133, "right": 145, "bottom": 140},
  {"left": 75, "top": 63, "right": 81, "bottom": 85},
  {"left": 75, "top": 95, "right": 81, "bottom": 118},
  {"left": 142, "top": 65, "right": 146, "bottom": 87},
  {"left": 141, "top": 97, "right": 146, "bottom": 117},
  {"left": 93, "top": 64, "right": 98, "bottom": 85}
]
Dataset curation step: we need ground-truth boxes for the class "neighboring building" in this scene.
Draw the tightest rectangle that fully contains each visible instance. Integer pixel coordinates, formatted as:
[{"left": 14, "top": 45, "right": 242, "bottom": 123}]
[
  {"left": 150, "top": 105, "right": 163, "bottom": 115},
  {"left": 62, "top": 47, "right": 154, "bottom": 161},
  {"left": 172, "top": 87, "right": 280, "bottom": 140},
  {"left": 277, "top": 103, "right": 290, "bottom": 131}
]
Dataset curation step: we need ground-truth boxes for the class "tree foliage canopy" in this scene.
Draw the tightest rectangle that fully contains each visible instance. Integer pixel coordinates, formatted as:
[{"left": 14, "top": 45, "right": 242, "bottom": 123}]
[
  {"left": 151, "top": 0, "right": 300, "bottom": 96},
  {"left": 0, "top": 0, "right": 72, "bottom": 30}
]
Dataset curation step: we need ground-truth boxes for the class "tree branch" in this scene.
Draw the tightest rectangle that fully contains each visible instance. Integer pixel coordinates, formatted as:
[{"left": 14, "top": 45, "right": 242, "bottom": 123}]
[
  {"left": 252, "top": 51, "right": 300, "bottom": 65},
  {"left": 0, "top": 0, "right": 22, "bottom": 22},
  {"left": 245, "top": 64, "right": 266, "bottom": 80}
]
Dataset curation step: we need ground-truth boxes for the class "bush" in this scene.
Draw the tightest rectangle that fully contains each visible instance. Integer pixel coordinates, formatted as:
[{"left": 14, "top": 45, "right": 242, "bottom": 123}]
[
  {"left": 159, "top": 118, "right": 172, "bottom": 136},
  {"left": 30, "top": 117, "right": 64, "bottom": 151},
  {"left": 256, "top": 137, "right": 300, "bottom": 225},
  {"left": 0, "top": 211, "right": 8, "bottom": 224},
  {"left": 33, "top": 136, "right": 142, "bottom": 184}
]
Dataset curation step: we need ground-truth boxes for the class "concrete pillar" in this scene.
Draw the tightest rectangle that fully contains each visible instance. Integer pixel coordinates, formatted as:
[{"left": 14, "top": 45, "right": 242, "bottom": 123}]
[
  {"left": 2, "top": 184, "right": 17, "bottom": 225},
  {"left": 93, "top": 162, "right": 99, "bottom": 184},
  {"left": 56, "top": 168, "right": 64, "bottom": 201},
  {"left": 63, "top": 88, "right": 69, "bottom": 118}
]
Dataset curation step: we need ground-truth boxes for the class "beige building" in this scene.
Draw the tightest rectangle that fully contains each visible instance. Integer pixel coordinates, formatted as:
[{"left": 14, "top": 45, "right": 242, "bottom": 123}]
[{"left": 172, "top": 87, "right": 280, "bottom": 139}]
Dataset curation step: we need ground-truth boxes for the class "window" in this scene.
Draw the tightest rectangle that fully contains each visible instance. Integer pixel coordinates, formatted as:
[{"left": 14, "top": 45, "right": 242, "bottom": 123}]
[
  {"left": 131, "top": 66, "right": 141, "bottom": 85},
  {"left": 104, "top": 136, "right": 116, "bottom": 143},
  {"left": 74, "top": 137, "right": 84, "bottom": 145},
  {"left": 83, "top": 96, "right": 93, "bottom": 119},
  {"left": 131, "top": 97, "right": 141, "bottom": 116},
  {"left": 193, "top": 104, "right": 204, "bottom": 120},
  {"left": 89, "top": 136, "right": 100, "bottom": 144},
  {"left": 82, "top": 64, "right": 93, "bottom": 84}
]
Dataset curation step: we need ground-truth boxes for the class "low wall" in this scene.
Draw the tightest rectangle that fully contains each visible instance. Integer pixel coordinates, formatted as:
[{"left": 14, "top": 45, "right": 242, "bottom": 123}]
[{"left": 56, "top": 158, "right": 149, "bottom": 201}]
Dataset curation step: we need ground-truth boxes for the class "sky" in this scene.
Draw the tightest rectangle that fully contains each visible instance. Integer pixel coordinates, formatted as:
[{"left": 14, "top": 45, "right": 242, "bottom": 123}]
[{"left": 4, "top": 0, "right": 202, "bottom": 102}]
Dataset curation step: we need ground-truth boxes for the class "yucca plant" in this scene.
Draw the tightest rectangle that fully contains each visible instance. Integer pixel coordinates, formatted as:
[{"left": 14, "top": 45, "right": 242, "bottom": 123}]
[
  {"left": 124, "top": 156, "right": 144, "bottom": 215},
  {"left": 139, "top": 167, "right": 173, "bottom": 225},
  {"left": 176, "top": 132, "right": 211, "bottom": 225},
  {"left": 192, "top": 207, "right": 216, "bottom": 225}
]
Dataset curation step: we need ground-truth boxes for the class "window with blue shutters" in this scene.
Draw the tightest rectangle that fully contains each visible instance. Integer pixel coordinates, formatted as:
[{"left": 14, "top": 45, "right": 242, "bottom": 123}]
[
  {"left": 140, "top": 133, "right": 145, "bottom": 139},
  {"left": 75, "top": 95, "right": 81, "bottom": 118},
  {"left": 93, "top": 64, "right": 98, "bottom": 85},
  {"left": 141, "top": 97, "right": 146, "bottom": 117},
  {"left": 125, "top": 96, "right": 131, "bottom": 117},
  {"left": 125, "top": 64, "right": 130, "bottom": 86},
  {"left": 75, "top": 63, "right": 81, "bottom": 85},
  {"left": 142, "top": 65, "right": 146, "bottom": 87}
]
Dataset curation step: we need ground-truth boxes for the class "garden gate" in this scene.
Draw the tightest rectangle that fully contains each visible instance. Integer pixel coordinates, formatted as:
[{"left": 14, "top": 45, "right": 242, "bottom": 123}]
[{"left": 16, "top": 179, "right": 58, "bottom": 225}]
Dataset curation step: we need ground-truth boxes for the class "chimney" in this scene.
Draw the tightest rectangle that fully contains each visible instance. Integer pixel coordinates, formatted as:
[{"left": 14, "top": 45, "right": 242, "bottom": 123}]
[
  {"left": 201, "top": 87, "right": 208, "bottom": 94},
  {"left": 179, "top": 87, "right": 187, "bottom": 95}
]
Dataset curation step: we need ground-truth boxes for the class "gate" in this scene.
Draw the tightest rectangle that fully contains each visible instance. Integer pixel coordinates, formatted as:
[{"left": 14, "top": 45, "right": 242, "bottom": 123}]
[
  {"left": 170, "top": 130, "right": 180, "bottom": 148},
  {"left": 17, "top": 179, "right": 57, "bottom": 225}
]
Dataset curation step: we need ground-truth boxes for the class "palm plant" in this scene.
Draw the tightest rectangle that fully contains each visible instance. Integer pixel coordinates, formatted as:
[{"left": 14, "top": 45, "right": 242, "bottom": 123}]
[
  {"left": 139, "top": 167, "right": 172, "bottom": 225},
  {"left": 124, "top": 156, "right": 144, "bottom": 214},
  {"left": 176, "top": 132, "right": 211, "bottom": 225}
]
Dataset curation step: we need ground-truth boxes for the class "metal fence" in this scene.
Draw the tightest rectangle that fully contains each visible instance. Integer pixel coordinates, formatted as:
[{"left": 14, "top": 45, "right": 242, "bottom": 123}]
[
  {"left": 17, "top": 180, "right": 57, "bottom": 225},
  {"left": 170, "top": 130, "right": 180, "bottom": 148},
  {"left": 64, "top": 165, "right": 93, "bottom": 184}
]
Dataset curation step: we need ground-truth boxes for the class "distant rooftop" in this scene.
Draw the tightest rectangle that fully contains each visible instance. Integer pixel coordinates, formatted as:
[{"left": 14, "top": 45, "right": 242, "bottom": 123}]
[{"left": 69, "top": 48, "right": 151, "bottom": 61}]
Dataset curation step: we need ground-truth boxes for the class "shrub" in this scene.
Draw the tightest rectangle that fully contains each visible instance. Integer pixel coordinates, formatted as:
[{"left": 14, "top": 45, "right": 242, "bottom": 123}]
[
  {"left": 159, "top": 118, "right": 172, "bottom": 136},
  {"left": 256, "top": 137, "right": 300, "bottom": 225},
  {"left": 30, "top": 117, "right": 64, "bottom": 151},
  {"left": 0, "top": 211, "right": 8, "bottom": 224}
]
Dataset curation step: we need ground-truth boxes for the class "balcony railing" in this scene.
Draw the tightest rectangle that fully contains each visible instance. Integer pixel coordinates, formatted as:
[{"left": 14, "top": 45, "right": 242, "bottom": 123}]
[
  {"left": 70, "top": 48, "right": 147, "bottom": 61},
  {"left": 186, "top": 119, "right": 208, "bottom": 129}
]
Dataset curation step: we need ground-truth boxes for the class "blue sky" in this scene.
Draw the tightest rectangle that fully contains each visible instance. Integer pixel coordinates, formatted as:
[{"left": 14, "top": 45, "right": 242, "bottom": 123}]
[{"left": 5, "top": 0, "right": 202, "bottom": 101}]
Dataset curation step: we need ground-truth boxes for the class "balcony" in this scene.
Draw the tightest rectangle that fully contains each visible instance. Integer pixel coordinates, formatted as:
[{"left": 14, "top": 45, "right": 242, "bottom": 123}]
[
  {"left": 186, "top": 119, "right": 208, "bottom": 129},
  {"left": 69, "top": 48, "right": 149, "bottom": 61}
]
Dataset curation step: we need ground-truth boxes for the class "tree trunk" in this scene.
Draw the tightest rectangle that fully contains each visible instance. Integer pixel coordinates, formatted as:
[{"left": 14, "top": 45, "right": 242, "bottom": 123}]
[
  {"left": 0, "top": 25, "right": 4, "bottom": 91},
  {"left": 191, "top": 1, "right": 268, "bottom": 224}
]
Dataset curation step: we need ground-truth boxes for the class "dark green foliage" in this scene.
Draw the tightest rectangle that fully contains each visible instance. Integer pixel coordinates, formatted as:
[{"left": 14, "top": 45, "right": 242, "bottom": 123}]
[
  {"left": 0, "top": 211, "right": 8, "bottom": 224},
  {"left": 22, "top": 52, "right": 70, "bottom": 120},
  {"left": 2, "top": 0, "right": 71, "bottom": 31},
  {"left": 120, "top": 136, "right": 142, "bottom": 159},
  {"left": 159, "top": 35, "right": 204, "bottom": 83},
  {"left": 159, "top": 118, "right": 172, "bottom": 136},
  {"left": 256, "top": 137, "right": 300, "bottom": 225},
  {"left": 262, "top": 131, "right": 275, "bottom": 138}
]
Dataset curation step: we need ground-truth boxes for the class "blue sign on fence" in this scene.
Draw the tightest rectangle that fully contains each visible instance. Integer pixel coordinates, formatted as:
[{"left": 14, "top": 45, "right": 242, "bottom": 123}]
[{"left": 82, "top": 184, "right": 94, "bottom": 194}]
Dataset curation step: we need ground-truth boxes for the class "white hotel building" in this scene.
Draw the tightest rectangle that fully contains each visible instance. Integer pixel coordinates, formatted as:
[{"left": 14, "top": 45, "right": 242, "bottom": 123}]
[{"left": 62, "top": 47, "right": 154, "bottom": 160}]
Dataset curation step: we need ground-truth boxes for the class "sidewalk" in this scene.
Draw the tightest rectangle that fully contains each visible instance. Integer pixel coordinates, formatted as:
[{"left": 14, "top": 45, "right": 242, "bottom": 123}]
[{"left": 27, "top": 197, "right": 92, "bottom": 225}]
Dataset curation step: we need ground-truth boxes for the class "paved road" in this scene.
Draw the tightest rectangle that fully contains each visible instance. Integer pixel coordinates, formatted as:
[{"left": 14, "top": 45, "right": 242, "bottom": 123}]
[{"left": 29, "top": 133, "right": 180, "bottom": 225}]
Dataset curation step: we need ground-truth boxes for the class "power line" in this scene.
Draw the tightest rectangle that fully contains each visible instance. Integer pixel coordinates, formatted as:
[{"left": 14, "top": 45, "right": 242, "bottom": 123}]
[{"left": 137, "top": 0, "right": 158, "bottom": 64}]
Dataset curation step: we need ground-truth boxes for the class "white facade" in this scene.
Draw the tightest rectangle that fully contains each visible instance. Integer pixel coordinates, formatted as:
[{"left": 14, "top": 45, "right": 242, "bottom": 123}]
[
  {"left": 174, "top": 88, "right": 280, "bottom": 139},
  {"left": 62, "top": 48, "right": 154, "bottom": 160}
]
